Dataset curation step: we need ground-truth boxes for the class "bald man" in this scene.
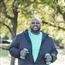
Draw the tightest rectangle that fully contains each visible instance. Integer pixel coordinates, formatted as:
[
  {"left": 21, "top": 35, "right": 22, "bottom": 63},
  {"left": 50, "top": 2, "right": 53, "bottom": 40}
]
[{"left": 9, "top": 17, "right": 58, "bottom": 65}]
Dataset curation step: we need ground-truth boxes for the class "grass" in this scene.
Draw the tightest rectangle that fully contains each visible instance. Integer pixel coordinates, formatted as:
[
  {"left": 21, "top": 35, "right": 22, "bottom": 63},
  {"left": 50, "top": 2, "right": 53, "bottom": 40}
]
[
  {"left": 0, "top": 49, "right": 9, "bottom": 57},
  {"left": 0, "top": 43, "right": 10, "bottom": 57}
]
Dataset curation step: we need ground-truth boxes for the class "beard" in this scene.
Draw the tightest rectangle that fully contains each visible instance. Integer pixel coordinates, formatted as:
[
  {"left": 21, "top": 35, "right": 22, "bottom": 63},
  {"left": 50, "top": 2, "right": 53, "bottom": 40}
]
[{"left": 30, "top": 26, "right": 40, "bottom": 34}]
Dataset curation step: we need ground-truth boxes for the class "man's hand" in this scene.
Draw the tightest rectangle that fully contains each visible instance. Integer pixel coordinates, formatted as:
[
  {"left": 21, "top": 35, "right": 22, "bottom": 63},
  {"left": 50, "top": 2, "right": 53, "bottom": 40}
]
[
  {"left": 45, "top": 53, "right": 52, "bottom": 62},
  {"left": 20, "top": 50, "right": 27, "bottom": 57},
  {"left": 51, "top": 53, "right": 57, "bottom": 62}
]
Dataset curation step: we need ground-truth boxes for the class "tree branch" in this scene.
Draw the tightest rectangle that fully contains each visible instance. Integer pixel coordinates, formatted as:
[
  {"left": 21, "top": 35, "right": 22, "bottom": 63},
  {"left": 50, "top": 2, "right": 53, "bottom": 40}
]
[
  {"left": 0, "top": 21, "right": 13, "bottom": 36},
  {"left": 12, "top": 0, "right": 18, "bottom": 18},
  {"left": 0, "top": 0, "right": 13, "bottom": 19},
  {"left": 42, "top": 20, "right": 65, "bottom": 31}
]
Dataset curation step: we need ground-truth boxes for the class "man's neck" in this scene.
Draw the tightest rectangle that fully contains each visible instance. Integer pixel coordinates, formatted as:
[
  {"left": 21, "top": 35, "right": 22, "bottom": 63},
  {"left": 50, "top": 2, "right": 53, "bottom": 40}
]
[{"left": 30, "top": 30, "right": 40, "bottom": 35}]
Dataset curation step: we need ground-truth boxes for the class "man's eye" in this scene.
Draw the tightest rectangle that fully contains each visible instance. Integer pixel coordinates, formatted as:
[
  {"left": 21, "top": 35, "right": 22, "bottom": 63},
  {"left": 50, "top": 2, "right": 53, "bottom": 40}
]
[
  {"left": 31, "top": 22, "right": 35, "bottom": 24},
  {"left": 31, "top": 22, "right": 40, "bottom": 24},
  {"left": 36, "top": 22, "right": 40, "bottom": 24}
]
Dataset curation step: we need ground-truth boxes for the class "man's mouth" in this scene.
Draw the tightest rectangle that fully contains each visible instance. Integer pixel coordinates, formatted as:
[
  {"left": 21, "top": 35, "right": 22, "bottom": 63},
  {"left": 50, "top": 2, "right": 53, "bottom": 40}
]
[{"left": 34, "top": 26, "right": 37, "bottom": 28}]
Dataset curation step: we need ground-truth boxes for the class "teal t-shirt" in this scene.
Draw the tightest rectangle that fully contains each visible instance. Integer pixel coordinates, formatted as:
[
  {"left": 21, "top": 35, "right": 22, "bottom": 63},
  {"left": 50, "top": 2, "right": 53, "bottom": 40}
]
[{"left": 28, "top": 30, "right": 42, "bottom": 62}]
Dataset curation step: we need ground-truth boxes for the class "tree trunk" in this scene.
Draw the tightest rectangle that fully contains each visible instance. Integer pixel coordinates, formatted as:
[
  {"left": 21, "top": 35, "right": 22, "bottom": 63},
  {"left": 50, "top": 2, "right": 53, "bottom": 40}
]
[
  {"left": 10, "top": 18, "right": 18, "bottom": 65},
  {"left": 0, "top": 1, "right": 18, "bottom": 65},
  {"left": 64, "top": 45, "right": 65, "bottom": 54}
]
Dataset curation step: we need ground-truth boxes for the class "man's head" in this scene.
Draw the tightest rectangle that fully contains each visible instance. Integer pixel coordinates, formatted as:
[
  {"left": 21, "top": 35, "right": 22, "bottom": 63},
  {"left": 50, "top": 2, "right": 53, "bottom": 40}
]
[{"left": 30, "top": 17, "right": 42, "bottom": 33}]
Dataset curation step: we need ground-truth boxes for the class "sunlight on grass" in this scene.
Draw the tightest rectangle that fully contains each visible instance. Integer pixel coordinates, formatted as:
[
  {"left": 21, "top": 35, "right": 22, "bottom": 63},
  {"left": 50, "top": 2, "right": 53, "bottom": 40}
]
[{"left": 0, "top": 49, "right": 9, "bottom": 57}]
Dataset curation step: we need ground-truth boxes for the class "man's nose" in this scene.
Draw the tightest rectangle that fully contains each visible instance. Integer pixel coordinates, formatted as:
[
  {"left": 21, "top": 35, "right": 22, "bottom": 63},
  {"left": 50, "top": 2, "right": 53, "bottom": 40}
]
[
  {"left": 34, "top": 22, "right": 40, "bottom": 25},
  {"left": 34, "top": 23, "right": 38, "bottom": 26},
  {"left": 34, "top": 23, "right": 37, "bottom": 25}
]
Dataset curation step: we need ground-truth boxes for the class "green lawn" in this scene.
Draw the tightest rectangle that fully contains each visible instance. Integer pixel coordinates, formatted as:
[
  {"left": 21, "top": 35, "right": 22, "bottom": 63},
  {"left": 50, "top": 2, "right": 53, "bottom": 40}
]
[
  {"left": 0, "top": 49, "right": 9, "bottom": 57},
  {"left": 0, "top": 43, "right": 10, "bottom": 57}
]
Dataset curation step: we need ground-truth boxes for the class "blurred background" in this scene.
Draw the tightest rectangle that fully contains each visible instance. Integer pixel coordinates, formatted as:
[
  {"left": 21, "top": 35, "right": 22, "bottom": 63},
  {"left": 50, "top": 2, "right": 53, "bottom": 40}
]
[{"left": 0, "top": 0, "right": 65, "bottom": 65}]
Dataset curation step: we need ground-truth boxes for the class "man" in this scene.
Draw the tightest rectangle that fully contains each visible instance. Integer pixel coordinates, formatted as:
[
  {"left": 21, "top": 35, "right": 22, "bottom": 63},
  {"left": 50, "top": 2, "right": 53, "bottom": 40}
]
[{"left": 9, "top": 17, "right": 58, "bottom": 65}]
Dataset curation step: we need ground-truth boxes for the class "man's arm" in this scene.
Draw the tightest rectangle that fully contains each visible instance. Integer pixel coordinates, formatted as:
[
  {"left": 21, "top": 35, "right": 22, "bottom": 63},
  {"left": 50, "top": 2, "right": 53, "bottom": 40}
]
[
  {"left": 50, "top": 38, "right": 58, "bottom": 62},
  {"left": 9, "top": 36, "right": 20, "bottom": 58}
]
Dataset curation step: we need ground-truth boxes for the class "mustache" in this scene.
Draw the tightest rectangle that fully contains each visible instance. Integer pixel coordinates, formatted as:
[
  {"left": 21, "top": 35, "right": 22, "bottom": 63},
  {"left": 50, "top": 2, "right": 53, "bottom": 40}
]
[
  {"left": 31, "top": 26, "right": 40, "bottom": 31},
  {"left": 31, "top": 28, "right": 40, "bottom": 33},
  {"left": 33, "top": 25, "right": 39, "bottom": 28}
]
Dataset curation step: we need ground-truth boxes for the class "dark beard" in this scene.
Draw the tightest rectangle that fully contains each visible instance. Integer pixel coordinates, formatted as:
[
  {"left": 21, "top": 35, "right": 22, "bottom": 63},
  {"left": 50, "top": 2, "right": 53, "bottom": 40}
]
[{"left": 30, "top": 28, "right": 40, "bottom": 34}]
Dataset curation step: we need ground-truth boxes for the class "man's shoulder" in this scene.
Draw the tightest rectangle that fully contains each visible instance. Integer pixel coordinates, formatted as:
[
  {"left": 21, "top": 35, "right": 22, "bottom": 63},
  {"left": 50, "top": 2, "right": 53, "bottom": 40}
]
[
  {"left": 41, "top": 31, "right": 53, "bottom": 39},
  {"left": 41, "top": 31, "right": 48, "bottom": 37},
  {"left": 16, "top": 29, "right": 28, "bottom": 37}
]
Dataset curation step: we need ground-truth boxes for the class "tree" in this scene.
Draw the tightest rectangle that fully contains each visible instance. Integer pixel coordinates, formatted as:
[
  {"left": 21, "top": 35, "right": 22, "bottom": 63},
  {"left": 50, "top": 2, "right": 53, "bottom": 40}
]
[
  {"left": 0, "top": 0, "right": 65, "bottom": 65},
  {"left": 0, "top": 0, "right": 18, "bottom": 65}
]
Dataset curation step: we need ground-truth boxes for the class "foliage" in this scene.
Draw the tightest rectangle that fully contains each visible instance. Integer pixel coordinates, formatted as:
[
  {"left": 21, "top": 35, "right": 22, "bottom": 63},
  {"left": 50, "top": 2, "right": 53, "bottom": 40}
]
[{"left": 0, "top": 0, "right": 65, "bottom": 48}]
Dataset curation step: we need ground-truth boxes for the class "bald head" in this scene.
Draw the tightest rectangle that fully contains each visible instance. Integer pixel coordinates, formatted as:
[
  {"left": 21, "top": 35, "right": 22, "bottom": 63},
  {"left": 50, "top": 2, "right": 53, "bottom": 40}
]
[
  {"left": 30, "top": 17, "right": 42, "bottom": 33},
  {"left": 31, "top": 17, "right": 42, "bottom": 23}
]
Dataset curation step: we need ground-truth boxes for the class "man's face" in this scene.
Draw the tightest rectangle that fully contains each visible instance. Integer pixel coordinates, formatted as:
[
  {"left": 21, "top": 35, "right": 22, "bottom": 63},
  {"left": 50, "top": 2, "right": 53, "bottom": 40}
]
[{"left": 30, "top": 18, "right": 41, "bottom": 32}]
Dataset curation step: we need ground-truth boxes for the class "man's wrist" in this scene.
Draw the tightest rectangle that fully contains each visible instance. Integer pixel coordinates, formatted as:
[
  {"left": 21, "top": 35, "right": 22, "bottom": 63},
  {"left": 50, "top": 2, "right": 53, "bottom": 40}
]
[
  {"left": 51, "top": 53, "right": 57, "bottom": 62},
  {"left": 20, "top": 56, "right": 25, "bottom": 59}
]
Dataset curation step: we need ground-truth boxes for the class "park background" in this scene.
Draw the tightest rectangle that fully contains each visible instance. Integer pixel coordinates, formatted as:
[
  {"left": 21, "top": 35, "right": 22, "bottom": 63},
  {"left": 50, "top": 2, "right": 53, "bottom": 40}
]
[{"left": 0, "top": 0, "right": 65, "bottom": 65}]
